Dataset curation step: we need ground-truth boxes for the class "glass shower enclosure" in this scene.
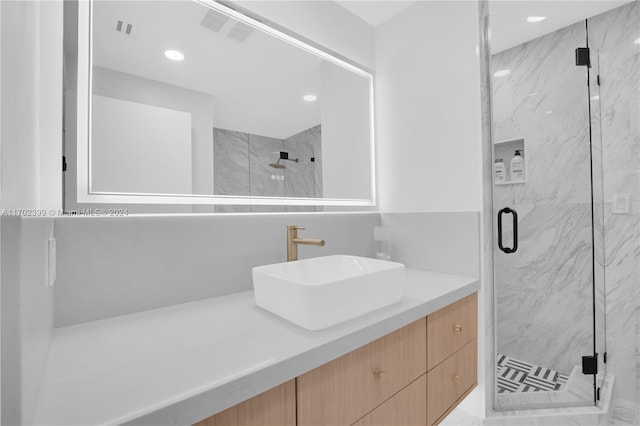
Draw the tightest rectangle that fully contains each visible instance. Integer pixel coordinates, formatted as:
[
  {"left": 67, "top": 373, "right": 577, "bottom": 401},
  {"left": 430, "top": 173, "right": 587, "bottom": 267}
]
[{"left": 487, "top": 3, "right": 622, "bottom": 410}]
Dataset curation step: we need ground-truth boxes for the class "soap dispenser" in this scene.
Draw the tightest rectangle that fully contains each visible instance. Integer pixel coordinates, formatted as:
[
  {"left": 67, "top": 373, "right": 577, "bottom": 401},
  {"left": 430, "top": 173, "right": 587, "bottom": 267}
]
[
  {"left": 494, "top": 158, "right": 506, "bottom": 183},
  {"left": 374, "top": 226, "right": 392, "bottom": 260},
  {"left": 510, "top": 150, "right": 524, "bottom": 181}
]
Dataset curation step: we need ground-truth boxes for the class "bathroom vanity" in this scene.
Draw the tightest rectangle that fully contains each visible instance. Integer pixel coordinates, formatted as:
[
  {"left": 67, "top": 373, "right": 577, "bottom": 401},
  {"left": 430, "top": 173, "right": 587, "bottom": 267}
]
[
  {"left": 196, "top": 293, "right": 477, "bottom": 426},
  {"left": 33, "top": 270, "right": 478, "bottom": 426}
]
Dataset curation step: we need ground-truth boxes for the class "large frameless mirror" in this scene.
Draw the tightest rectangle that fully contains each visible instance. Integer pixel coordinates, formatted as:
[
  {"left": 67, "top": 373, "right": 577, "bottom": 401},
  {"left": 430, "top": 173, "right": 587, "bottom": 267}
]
[{"left": 69, "top": 0, "right": 375, "bottom": 212}]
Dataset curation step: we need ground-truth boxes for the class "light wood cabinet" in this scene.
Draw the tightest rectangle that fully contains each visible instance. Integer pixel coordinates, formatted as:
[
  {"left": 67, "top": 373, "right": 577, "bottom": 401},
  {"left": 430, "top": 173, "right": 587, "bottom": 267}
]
[
  {"left": 427, "top": 341, "right": 477, "bottom": 426},
  {"left": 296, "top": 342, "right": 372, "bottom": 426},
  {"left": 369, "top": 318, "right": 428, "bottom": 411},
  {"left": 195, "top": 293, "right": 477, "bottom": 426},
  {"left": 427, "top": 293, "right": 477, "bottom": 371},
  {"left": 426, "top": 293, "right": 478, "bottom": 426},
  {"left": 297, "top": 318, "right": 426, "bottom": 426},
  {"left": 194, "top": 380, "right": 295, "bottom": 426},
  {"left": 352, "top": 374, "right": 427, "bottom": 426}
]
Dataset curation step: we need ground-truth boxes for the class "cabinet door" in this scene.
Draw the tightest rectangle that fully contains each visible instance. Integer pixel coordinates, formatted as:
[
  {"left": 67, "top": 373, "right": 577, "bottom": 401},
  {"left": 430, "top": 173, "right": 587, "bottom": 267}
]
[
  {"left": 352, "top": 374, "right": 427, "bottom": 426},
  {"left": 427, "top": 340, "right": 477, "bottom": 426},
  {"left": 194, "top": 380, "right": 295, "bottom": 426},
  {"left": 427, "top": 293, "right": 477, "bottom": 370}
]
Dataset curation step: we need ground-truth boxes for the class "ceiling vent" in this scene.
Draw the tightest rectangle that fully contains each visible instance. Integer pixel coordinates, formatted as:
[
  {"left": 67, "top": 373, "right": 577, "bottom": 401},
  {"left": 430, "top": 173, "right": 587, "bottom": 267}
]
[
  {"left": 200, "top": 8, "right": 229, "bottom": 33},
  {"left": 116, "top": 20, "right": 133, "bottom": 35},
  {"left": 227, "top": 21, "right": 253, "bottom": 42},
  {"left": 200, "top": 9, "right": 254, "bottom": 42}
]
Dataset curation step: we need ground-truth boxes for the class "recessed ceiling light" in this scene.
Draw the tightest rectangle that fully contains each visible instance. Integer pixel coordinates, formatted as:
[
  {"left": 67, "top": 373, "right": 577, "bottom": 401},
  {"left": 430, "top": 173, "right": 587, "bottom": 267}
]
[
  {"left": 303, "top": 94, "right": 317, "bottom": 102},
  {"left": 635, "top": 37, "right": 640, "bottom": 44},
  {"left": 494, "top": 69, "right": 511, "bottom": 77},
  {"left": 527, "top": 16, "right": 547, "bottom": 23},
  {"left": 164, "top": 50, "right": 184, "bottom": 61}
]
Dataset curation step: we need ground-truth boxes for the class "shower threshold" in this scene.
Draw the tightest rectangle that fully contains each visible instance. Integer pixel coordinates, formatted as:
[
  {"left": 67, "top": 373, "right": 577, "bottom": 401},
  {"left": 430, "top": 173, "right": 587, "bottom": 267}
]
[{"left": 495, "top": 353, "right": 605, "bottom": 410}]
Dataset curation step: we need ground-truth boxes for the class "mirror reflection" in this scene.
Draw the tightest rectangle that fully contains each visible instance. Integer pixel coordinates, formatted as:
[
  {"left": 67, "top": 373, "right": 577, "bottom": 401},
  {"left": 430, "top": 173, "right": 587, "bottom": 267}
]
[{"left": 83, "top": 0, "right": 373, "bottom": 209}]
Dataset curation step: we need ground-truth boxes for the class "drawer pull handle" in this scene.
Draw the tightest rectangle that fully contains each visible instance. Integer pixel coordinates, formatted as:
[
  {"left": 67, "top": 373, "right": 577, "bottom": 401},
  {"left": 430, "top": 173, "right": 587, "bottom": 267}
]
[
  {"left": 452, "top": 375, "right": 461, "bottom": 383},
  {"left": 373, "top": 368, "right": 385, "bottom": 380},
  {"left": 453, "top": 324, "right": 463, "bottom": 332}
]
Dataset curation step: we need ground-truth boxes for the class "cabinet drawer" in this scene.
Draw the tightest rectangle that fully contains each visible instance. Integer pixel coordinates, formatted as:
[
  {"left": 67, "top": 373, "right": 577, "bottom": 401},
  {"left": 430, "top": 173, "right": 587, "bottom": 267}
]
[
  {"left": 297, "top": 318, "right": 426, "bottom": 426},
  {"left": 369, "top": 317, "right": 427, "bottom": 407},
  {"left": 426, "top": 340, "right": 477, "bottom": 426},
  {"left": 352, "top": 374, "right": 427, "bottom": 426},
  {"left": 427, "top": 293, "right": 477, "bottom": 370},
  {"left": 297, "top": 342, "right": 371, "bottom": 426}
]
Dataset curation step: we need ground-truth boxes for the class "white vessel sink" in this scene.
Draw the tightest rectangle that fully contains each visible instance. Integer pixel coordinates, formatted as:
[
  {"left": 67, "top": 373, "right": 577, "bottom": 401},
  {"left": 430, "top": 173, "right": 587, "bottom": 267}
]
[{"left": 252, "top": 255, "right": 405, "bottom": 330}]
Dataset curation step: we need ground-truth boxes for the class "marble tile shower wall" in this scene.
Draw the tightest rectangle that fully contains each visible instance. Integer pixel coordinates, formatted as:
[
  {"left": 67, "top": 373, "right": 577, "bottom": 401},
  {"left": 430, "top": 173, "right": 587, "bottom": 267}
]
[
  {"left": 492, "top": 20, "right": 594, "bottom": 375},
  {"left": 212, "top": 126, "right": 322, "bottom": 213},
  {"left": 285, "top": 125, "right": 323, "bottom": 199},
  {"left": 492, "top": 1, "right": 640, "bottom": 422}
]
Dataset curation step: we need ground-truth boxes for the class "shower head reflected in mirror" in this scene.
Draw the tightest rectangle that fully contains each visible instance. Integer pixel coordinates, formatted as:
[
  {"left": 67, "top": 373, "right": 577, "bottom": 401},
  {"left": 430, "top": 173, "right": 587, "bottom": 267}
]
[
  {"left": 269, "top": 159, "right": 286, "bottom": 169},
  {"left": 269, "top": 152, "right": 298, "bottom": 169}
]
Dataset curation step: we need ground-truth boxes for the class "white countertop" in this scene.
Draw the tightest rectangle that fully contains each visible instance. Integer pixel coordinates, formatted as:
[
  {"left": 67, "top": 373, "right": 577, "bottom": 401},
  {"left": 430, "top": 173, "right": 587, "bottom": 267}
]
[{"left": 33, "top": 269, "right": 479, "bottom": 426}]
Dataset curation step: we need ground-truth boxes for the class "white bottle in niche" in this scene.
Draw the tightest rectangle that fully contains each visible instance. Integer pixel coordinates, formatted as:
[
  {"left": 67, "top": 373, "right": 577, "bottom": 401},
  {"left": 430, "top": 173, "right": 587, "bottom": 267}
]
[
  {"left": 510, "top": 150, "right": 524, "bottom": 181},
  {"left": 494, "top": 158, "right": 506, "bottom": 183}
]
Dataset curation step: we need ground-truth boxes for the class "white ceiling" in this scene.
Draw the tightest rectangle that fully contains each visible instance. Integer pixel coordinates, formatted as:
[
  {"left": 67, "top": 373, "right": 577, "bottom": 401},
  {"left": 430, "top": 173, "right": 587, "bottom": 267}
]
[
  {"left": 333, "top": 0, "right": 633, "bottom": 53},
  {"left": 92, "top": 1, "right": 325, "bottom": 139},
  {"left": 489, "top": 0, "right": 634, "bottom": 53},
  {"left": 90, "top": 0, "right": 635, "bottom": 138},
  {"left": 333, "top": 1, "right": 417, "bottom": 27}
]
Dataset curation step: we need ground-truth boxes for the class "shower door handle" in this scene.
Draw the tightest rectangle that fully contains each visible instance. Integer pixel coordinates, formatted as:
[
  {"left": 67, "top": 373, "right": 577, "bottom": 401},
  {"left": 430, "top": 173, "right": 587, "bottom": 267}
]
[{"left": 497, "top": 207, "right": 518, "bottom": 254}]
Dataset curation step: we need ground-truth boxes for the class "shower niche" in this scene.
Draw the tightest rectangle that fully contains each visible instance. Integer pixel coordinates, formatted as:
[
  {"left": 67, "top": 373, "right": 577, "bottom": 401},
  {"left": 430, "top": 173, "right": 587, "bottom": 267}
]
[{"left": 493, "top": 138, "right": 525, "bottom": 185}]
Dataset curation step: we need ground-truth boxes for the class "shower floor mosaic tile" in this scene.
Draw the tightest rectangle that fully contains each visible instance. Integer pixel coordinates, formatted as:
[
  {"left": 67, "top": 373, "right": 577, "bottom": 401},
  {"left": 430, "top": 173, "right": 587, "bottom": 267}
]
[{"left": 497, "top": 354, "right": 570, "bottom": 393}]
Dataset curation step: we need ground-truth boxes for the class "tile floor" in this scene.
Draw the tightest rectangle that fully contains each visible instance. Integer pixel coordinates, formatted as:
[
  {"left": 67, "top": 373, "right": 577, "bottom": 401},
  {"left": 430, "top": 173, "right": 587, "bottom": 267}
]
[{"left": 497, "top": 354, "right": 570, "bottom": 393}]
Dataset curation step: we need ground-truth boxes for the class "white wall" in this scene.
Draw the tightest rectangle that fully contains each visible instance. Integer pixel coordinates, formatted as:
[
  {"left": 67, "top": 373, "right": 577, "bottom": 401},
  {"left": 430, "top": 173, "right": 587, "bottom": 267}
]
[
  {"left": 380, "top": 212, "right": 480, "bottom": 278},
  {"left": 236, "top": 1, "right": 375, "bottom": 70},
  {"left": 1, "top": 1, "right": 38, "bottom": 209},
  {"left": 1, "top": 1, "right": 63, "bottom": 211},
  {"left": 1, "top": 2, "right": 62, "bottom": 424},
  {"left": 1, "top": 218, "right": 55, "bottom": 426},
  {"left": 375, "top": 1, "right": 483, "bottom": 213}
]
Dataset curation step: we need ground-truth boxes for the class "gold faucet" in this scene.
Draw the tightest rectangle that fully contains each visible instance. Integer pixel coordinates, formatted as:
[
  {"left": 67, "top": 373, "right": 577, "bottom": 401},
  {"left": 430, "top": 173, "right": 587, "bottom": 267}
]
[{"left": 287, "top": 225, "right": 325, "bottom": 262}]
